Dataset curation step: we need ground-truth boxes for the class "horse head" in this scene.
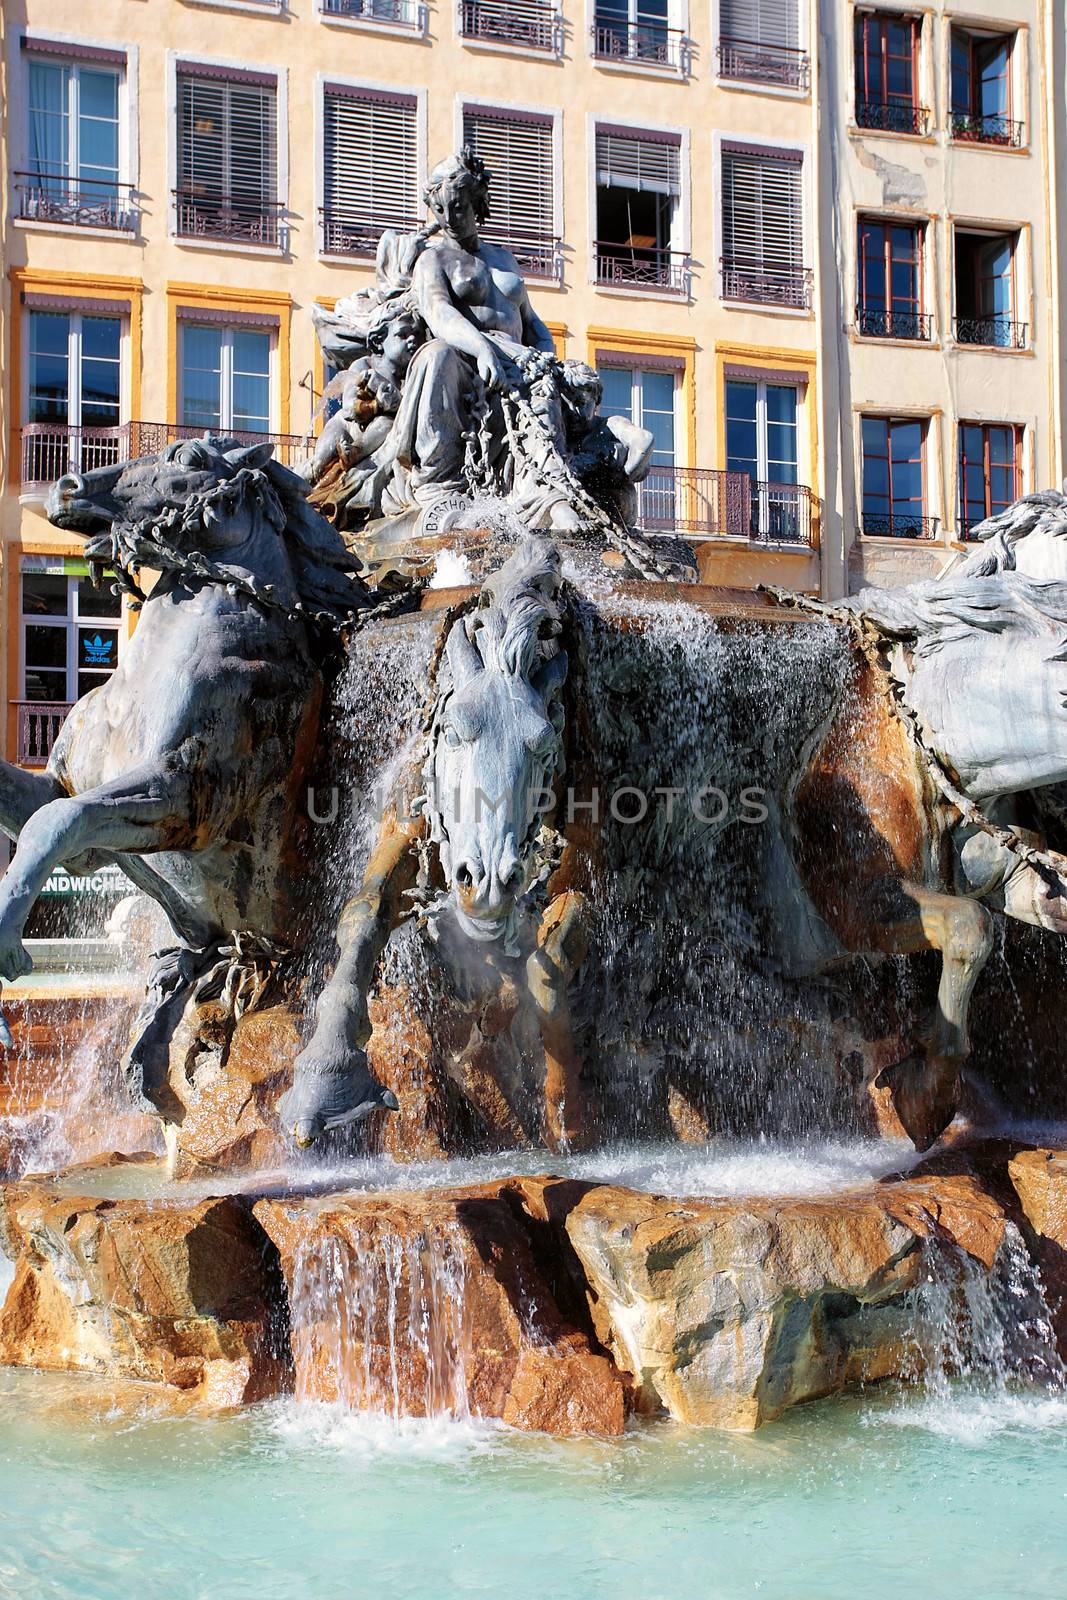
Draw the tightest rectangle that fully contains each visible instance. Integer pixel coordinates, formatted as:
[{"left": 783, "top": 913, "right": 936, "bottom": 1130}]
[{"left": 422, "top": 537, "right": 568, "bottom": 948}]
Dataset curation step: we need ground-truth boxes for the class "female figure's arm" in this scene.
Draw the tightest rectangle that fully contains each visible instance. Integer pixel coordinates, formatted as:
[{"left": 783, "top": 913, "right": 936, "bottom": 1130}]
[{"left": 411, "top": 250, "right": 509, "bottom": 389}]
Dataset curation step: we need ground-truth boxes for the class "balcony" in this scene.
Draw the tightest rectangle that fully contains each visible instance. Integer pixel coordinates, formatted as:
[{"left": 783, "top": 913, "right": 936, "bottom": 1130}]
[
  {"left": 860, "top": 512, "right": 940, "bottom": 540},
  {"left": 636, "top": 468, "right": 815, "bottom": 546},
  {"left": 856, "top": 306, "right": 933, "bottom": 341},
  {"left": 953, "top": 316, "right": 1028, "bottom": 350},
  {"left": 173, "top": 191, "right": 284, "bottom": 248},
  {"left": 15, "top": 702, "right": 71, "bottom": 768},
  {"left": 460, "top": 0, "right": 560, "bottom": 51},
  {"left": 319, "top": 0, "right": 426, "bottom": 24},
  {"left": 14, "top": 172, "right": 136, "bottom": 233},
  {"left": 20, "top": 423, "right": 312, "bottom": 495},
  {"left": 595, "top": 242, "right": 690, "bottom": 294},
  {"left": 592, "top": 18, "right": 689, "bottom": 71},
  {"left": 855, "top": 98, "right": 930, "bottom": 136},
  {"left": 721, "top": 260, "right": 813, "bottom": 311},
  {"left": 320, "top": 206, "right": 423, "bottom": 258},
  {"left": 717, "top": 37, "right": 810, "bottom": 91},
  {"left": 481, "top": 228, "right": 562, "bottom": 281},
  {"left": 950, "top": 111, "right": 1024, "bottom": 148}
]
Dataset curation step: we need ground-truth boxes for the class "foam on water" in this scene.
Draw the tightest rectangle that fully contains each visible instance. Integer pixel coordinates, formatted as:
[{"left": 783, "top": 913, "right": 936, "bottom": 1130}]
[{"left": 268, "top": 1398, "right": 500, "bottom": 1463}]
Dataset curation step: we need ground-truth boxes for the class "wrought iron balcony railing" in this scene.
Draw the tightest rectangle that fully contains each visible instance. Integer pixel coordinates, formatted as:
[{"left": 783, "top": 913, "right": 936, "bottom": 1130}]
[
  {"left": 20, "top": 422, "right": 311, "bottom": 493},
  {"left": 636, "top": 468, "right": 815, "bottom": 546},
  {"left": 956, "top": 519, "right": 992, "bottom": 543},
  {"left": 319, "top": 0, "right": 426, "bottom": 25},
  {"left": 855, "top": 97, "right": 930, "bottom": 136},
  {"left": 320, "top": 206, "right": 423, "bottom": 257},
  {"left": 460, "top": 0, "right": 561, "bottom": 50},
  {"left": 950, "top": 111, "right": 1024, "bottom": 147},
  {"left": 856, "top": 306, "right": 933, "bottom": 341},
  {"left": 954, "top": 315, "right": 1028, "bottom": 350},
  {"left": 717, "top": 36, "right": 810, "bottom": 90},
  {"left": 721, "top": 259, "right": 813, "bottom": 310},
  {"left": 592, "top": 18, "right": 689, "bottom": 70},
  {"left": 15, "top": 701, "right": 72, "bottom": 767},
  {"left": 860, "top": 512, "right": 940, "bottom": 540},
  {"left": 480, "top": 228, "right": 562, "bottom": 280},
  {"left": 173, "top": 191, "right": 284, "bottom": 247},
  {"left": 15, "top": 171, "right": 136, "bottom": 232},
  {"left": 595, "top": 242, "right": 690, "bottom": 294}
]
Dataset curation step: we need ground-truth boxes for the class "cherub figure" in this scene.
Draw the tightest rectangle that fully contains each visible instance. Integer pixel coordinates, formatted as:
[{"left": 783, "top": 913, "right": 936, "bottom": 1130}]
[
  {"left": 561, "top": 360, "right": 655, "bottom": 525},
  {"left": 308, "top": 306, "right": 424, "bottom": 486}
]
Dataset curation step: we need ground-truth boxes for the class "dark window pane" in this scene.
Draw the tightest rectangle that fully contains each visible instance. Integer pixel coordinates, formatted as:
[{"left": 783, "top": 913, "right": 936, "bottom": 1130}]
[
  {"left": 25, "top": 624, "right": 67, "bottom": 670},
  {"left": 24, "top": 669, "right": 67, "bottom": 703},
  {"left": 22, "top": 573, "right": 69, "bottom": 617},
  {"left": 77, "top": 575, "right": 122, "bottom": 617}
]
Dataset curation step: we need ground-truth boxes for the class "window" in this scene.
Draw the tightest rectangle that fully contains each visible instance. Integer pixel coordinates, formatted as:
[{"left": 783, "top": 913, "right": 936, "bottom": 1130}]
[
  {"left": 954, "top": 230, "right": 1025, "bottom": 348},
  {"left": 320, "top": 0, "right": 425, "bottom": 27},
  {"left": 459, "top": 0, "right": 559, "bottom": 52},
  {"left": 958, "top": 423, "right": 1020, "bottom": 538},
  {"left": 720, "top": 143, "right": 809, "bottom": 308},
  {"left": 950, "top": 29, "right": 1020, "bottom": 146},
  {"left": 180, "top": 323, "right": 272, "bottom": 434},
  {"left": 176, "top": 68, "right": 279, "bottom": 245},
  {"left": 857, "top": 218, "right": 929, "bottom": 339},
  {"left": 860, "top": 416, "right": 934, "bottom": 538},
  {"left": 594, "top": 127, "right": 686, "bottom": 292},
  {"left": 725, "top": 378, "right": 807, "bottom": 542},
  {"left": 592, "top": 0, "right": 684, "bottom": 70},
  {"left": 20, "top": 48, "right": 130, "bottom": 230},
  {"left": 461, "top": 107, "right": 558, "bottom": 278},
  {"left": 854, "top": 12, "right": 927, "bottom": 135},
  {"left": 321, "top": 86, "right": 419, "bottom": 256},
  {"left": 20, "top": 561, "right": 122, "bottom": 706},
  {"left": 718, "top": 0, "right": 808, "bottom": 91},
  {"left": 598, "top": 362, "right": 677, "bottom": 526},
  {"left": 23, "top": 310, "right": 122, "bottom": 486}
]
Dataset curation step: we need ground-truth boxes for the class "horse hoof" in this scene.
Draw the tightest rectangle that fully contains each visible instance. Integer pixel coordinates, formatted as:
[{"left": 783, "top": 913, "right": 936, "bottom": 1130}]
[{"left": 876, "top": 1052, "right": 960, "bottom": 1151}]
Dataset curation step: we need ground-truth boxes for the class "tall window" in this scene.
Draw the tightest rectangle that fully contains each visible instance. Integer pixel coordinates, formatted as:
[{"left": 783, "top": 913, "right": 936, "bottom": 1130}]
[
  {"left": 593, "top": 0, "right": 681, "bottom": 68},
  {"left": 24, "top": 311, "right": 122, "bottom": 485},
  {"left": 598, "top": 363, "right": 677, "bottom": 526},
  {"left": 726, "top": 378, "right": 803, "bottom": 541},
  {"left": 21, "top": 562, "right": 122, "bottom": 707},
  {"left": 954, "top": 230, "right": 1023, "bottom": 348},
  {"left": 594, "top": 127, "right": 685, "bottom": 291},
  {"left": 854, "top": 12, "right": 926, "bottom": 135},
  {"left": 176, "top": 69, "right": 279, "bottom": 244},
  {"left": 958, "top": 423, "right": 1020, "bottom": 537},
  {"left": 857, "top": 218, "right": 928, "bottom": 340},
  {"left": 461, "top": 107, "right": 557, "bottom": 277},
  {"left": 22, "top": 52, "right": 128, "bottom": 229},
  {"left": 950, "top": 29, "right": 1018, "bottom": 145},
  {"left": 861, "top": 416, "right": 931, "bottom": 538},
  {"left": 180, "top": 324, "right": 271, "bottom": 435},
  {"left": 720, "top": 144, "right": 808, "bottom": 308},
  {"left": 718, "top": 0, "right": 807, "bottom": 90},
  {"left": 321, "top": 86, "right": 419, "bottom": 256}
]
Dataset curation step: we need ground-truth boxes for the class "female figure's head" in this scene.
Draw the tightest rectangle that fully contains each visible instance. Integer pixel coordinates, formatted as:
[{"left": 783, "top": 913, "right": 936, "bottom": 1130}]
[{"left": 424, "top": 148, "right": 492, "bottom": 244}]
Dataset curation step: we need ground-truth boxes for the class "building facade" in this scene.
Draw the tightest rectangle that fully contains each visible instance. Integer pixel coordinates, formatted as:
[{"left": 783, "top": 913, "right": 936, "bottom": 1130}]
[{"left": 0, "top": 0, "right": 1064, "bottom": 794}]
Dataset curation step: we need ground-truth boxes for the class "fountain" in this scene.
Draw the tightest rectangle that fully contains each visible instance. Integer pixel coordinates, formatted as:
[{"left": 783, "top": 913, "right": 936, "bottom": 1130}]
[{"left": 3, "top": 148, "right": 1067, "bottom": 1478}]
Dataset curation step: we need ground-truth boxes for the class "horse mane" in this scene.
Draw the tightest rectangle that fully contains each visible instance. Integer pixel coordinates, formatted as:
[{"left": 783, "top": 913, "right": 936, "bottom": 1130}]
[
  {"left": 955, "top": 491, "right": 1067, "bottom": 577},
  {"left": 848, "top": 571, "right": 1067, "bottom": 653},
  {"left": 468, "top": 536, "right": 564, "bottom": 679}
]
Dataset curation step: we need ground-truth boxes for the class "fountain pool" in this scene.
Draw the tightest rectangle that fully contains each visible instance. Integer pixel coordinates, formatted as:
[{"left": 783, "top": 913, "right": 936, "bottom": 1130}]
[{"left": 0, "top": 1369, "right": 1063, "bottom": 1600}]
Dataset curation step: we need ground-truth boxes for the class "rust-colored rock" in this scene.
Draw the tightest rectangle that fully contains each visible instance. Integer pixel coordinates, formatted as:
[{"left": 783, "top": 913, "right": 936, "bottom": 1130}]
[
  {"left": 1008, "top": 1147, "right": 1067, "bottom": 1353},
  {"left": 0, "top": 1171, "right": 291, "bottom": 1410},
  {"left": 254, "top": 1180, "right": 626, "bottom": 1437}
]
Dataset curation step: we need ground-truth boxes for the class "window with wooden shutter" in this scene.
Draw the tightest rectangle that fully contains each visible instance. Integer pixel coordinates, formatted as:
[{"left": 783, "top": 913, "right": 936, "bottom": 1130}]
[
  {"left": 461, "top": 106, "right": 557, "bottom": 278},
  {"left": 594, "top": 127, "right": 687, "bottom": 291},
  {"left": 322, "top": 86, "right": 419, "bottom": 256},
  {"left": 176, "top": 68, "right": 279, "bottom": 245},
  {"left": 718, "top": 0, "right": 807, "bottom": 89},
  {"left": 721, "top": 144, "right": 808, "bottom": 308}
]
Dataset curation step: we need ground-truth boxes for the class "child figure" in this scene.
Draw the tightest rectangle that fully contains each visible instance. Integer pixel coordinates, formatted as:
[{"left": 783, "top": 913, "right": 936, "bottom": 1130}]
[
  {"left": 308, "top": 306, "right": 424, "bottom": 485},
  {"left": 561, "top": 360, "right": 655, "bottom": 525}
]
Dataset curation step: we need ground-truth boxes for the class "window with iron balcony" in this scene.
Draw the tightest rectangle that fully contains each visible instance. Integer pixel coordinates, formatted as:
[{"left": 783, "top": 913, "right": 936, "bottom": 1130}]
[
  {"left": 718, "top": 0, "right": 808, "bottom": 92},
  {"left": 953, "top": 229, "right": 1027, "bottom": 349},
  {"left": 950, "top": 28, "right": 1022, "bottom": 148},
  {"left": 958, "top": 423, "right": 1021, "bottom": 541},
  {"left": 461, "top": 106, "right": 560, "bottom": 280},
  {"left": 856, "top": 218, "right": 930, "bottom": 341},
  {"left": 321, "top": 85, "right": 420, "bottom": 258},
  {"left": 19, "top": 39, "right": 135, "bottom": 233},
  {"left": 592, "top": 0, "right": 689, "bottom": 73},
  {"left": 175, "top": 65, "right": 282, "bottom": 247},
  {"left": 319, "top": 0, "right": 427, "bottom": 27},
  {"left": 459, "top": 0, "right": 561, "bottom": 53},
  {"left": 594, "top": 126, "right": 689, "bottom": 294},
  {"left": 720, "top": 143, "right": 810, "bottom": 310},
  {"left": 854, "top": 12, "right": 929, "bottom": 136},
  {"left": 860, "top": 415, "right": 938, "bottom": 540}
]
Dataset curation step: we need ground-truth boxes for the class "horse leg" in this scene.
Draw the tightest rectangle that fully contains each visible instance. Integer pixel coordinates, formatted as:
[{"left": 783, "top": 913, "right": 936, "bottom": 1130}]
[
  {"left": 870, "top": 881, "right": 994, "bottom": 1149},
  {"left": 0, "top": 760, "right": 200, "bottom": 981},
  {"left": 278, "top": 807, "right": 420, "bottom": 1145},
  {"left": 0, "top": 759, "right": 65, "bottom": 842},
  {"left": 527, "top": 888, "right": 590, "bottom": 1152}
]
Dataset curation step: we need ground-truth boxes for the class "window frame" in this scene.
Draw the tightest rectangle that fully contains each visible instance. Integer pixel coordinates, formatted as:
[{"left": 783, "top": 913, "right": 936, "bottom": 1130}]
[
  {"left": 957, "top": 421, "right": 1022, "bottom": 537},
  {"left": 853, "top": 10, "right": 926, "bottom": 133},
  {"left": 717, "top": 136, "right": 810, "bottom": 311},
  {"left": 458, "top": 98, "right": 562, "bottom": 281},
  {"left": 17, "top": 37, "right": 136, "bottom": 233},
  {"left": 859, "top": 413, "right": 933, "bottom": 539},
  {"left": 178, "top": 320, "right": 277, "bottom": 435},
  {"left": 19, "top": 563, "right": 124, "bottom": 705},
  {"left": 856, "top": 215, "right": 929, "bottom": 339},
  {"left": 318, "top": 78, "right": 424, "bottom": 259}
]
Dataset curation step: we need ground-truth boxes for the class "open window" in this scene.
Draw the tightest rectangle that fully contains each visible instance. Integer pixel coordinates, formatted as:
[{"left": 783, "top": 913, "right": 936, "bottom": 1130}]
[
  {"left": 950, "top": 27, "right": 1021, "bottom": 146},
  {"left": 594, "top": 126, "right": 686, "bottom": 292},
  {"left": 953, "top": 229, "right": 1026, "bottom": 349}
]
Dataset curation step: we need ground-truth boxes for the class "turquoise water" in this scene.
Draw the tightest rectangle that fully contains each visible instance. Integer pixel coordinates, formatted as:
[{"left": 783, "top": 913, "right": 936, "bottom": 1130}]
[{"left": 1, "top": 1371, "right": 1065, "bottom": 1600}]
